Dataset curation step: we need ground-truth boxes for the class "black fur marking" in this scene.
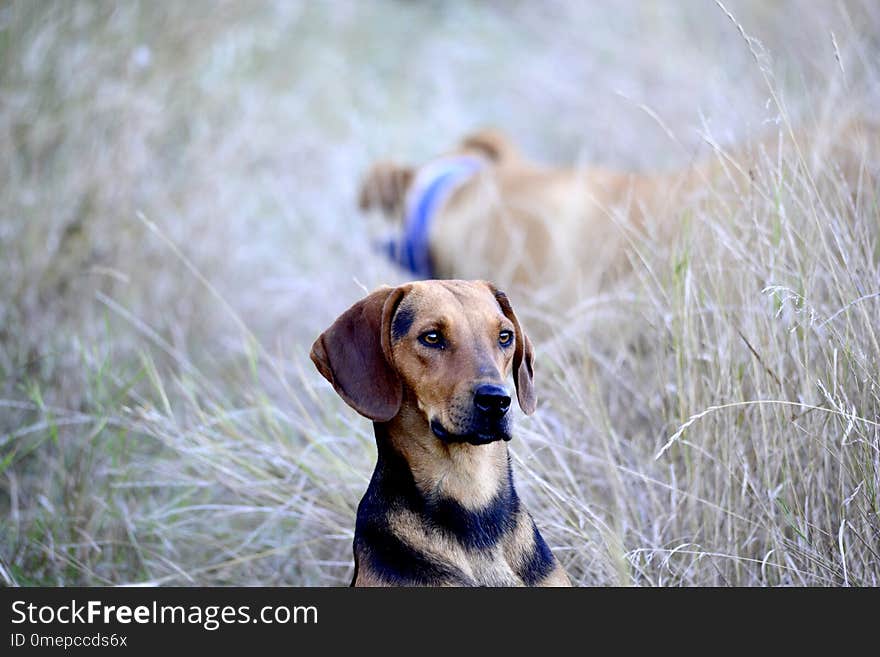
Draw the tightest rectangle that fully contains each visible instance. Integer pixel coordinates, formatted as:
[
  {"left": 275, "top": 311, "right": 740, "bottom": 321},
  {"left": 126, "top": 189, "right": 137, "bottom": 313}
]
[
  {"left": 355, "top": 523, "right": 469, "bottom": 586},
  {"left": 430, "top": 417, "right": 512, "bottom": 445},
  {"left": 517, "top": 520, "right": 556, "bottom": 585},
  {"left": 426, "top": 461, "right": 519, "bottom": 551},
  {"left": 354, "top": 427, "right": 473, "bottom": 585},
  {"left": 354, "top": 424, "right": 520, "bottom": 583},
  {"left": 391, "top": 305, "right": 414, "bottom": 341}
]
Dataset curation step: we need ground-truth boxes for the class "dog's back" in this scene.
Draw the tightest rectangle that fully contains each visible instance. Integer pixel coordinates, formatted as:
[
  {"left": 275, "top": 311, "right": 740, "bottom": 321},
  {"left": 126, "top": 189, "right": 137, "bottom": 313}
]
[{"left": 360, "top": 120, "right": 880, "bottom": 318}]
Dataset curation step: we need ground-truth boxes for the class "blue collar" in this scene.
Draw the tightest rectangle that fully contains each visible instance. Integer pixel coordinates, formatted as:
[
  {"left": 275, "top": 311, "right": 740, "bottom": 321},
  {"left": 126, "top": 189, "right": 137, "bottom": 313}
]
[{"left": 380, "top": 155, "right": 484, "bottom": 278}]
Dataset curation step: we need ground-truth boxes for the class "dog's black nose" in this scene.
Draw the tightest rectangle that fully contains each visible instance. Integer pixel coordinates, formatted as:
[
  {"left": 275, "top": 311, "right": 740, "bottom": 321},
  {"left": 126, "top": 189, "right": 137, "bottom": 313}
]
[{"left": 473, "top": 384, "right": 511, "bottom": 417}]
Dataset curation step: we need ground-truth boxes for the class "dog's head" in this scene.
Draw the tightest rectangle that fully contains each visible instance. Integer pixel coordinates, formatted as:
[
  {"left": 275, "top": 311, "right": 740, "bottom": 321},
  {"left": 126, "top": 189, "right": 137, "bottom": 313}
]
[{"left": 310, "top": 280, "right": 535, "bottom": 445}]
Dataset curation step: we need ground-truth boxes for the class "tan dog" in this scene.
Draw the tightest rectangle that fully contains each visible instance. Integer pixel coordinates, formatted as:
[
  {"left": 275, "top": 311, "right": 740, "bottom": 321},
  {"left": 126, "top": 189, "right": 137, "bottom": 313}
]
[
  {"left": 311, "top": 279, "right": 570, "bottom": 586},
  {"left": 360, "top": 122, "right": 878, "bottom": 319}
]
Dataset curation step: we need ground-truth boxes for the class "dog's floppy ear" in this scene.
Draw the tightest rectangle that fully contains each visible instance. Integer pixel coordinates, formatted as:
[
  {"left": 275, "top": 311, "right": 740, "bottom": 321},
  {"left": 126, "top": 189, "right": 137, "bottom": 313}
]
[
  {"left": 459, "top": 128, "right": 521, "bottom": 165},
  {"left": 310, "top": 285, "right": 406, "bottom": 422},
  {"left": 490, "top": 286, "right": 536, "bottom": 415}
]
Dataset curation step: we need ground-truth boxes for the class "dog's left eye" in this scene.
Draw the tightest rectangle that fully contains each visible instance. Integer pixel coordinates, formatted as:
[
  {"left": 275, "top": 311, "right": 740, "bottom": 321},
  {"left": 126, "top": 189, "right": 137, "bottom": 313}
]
[
  {"left": 498, "top": 330, "right": 514, "bottom": 347},
  {"left": 419, "top": 331, "right": 445, "bottom": 348}
]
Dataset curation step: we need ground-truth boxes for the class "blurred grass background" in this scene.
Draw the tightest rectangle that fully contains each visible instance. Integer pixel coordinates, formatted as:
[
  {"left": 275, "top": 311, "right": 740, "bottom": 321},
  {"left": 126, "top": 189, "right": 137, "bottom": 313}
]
[{"left": 1, "top": 0, "right": 878, "bottom": 585}]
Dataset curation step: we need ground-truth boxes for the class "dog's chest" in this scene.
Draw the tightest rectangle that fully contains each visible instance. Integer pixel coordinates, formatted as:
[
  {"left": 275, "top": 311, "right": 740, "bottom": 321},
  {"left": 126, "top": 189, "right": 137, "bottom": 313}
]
[
  {"left": 458, "top": 547, "right": 523, "bottom": 587},
  {"left": 374, "top": 503, "right": 526, "bottom": 586}
]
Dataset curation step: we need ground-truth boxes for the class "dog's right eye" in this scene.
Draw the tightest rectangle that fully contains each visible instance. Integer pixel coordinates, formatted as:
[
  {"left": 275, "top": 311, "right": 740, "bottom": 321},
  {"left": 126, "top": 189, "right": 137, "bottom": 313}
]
[{"left": 418, "top": 331, "right": 445, "bottom": 348}]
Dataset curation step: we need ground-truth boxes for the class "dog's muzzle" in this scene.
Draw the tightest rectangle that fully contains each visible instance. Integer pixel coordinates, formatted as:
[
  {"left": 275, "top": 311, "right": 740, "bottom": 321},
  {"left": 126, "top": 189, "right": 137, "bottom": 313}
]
[{"left": 430, "top": 384, "right": 512, "bottom": 446}]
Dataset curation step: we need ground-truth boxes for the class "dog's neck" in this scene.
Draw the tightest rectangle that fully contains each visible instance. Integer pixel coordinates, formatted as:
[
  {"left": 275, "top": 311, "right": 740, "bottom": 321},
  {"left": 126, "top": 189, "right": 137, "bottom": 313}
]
[
  {"left": 374, "top": 403, "right": 512, "bottom": 511},
  {"left": 388, "top": 154, "right": 485, "bottom": 278}
]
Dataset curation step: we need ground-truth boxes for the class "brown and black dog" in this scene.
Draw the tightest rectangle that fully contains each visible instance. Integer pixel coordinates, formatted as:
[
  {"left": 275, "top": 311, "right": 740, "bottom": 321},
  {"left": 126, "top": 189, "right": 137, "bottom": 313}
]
[{"left": 310, "top": 279, "right": 570, "bottom": 586}]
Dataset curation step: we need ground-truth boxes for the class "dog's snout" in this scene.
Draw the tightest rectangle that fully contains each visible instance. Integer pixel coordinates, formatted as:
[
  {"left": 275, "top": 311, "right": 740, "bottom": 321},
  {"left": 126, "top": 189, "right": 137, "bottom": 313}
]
[{"left": 473, "top": 383, "right": 511, "bottom": 417}]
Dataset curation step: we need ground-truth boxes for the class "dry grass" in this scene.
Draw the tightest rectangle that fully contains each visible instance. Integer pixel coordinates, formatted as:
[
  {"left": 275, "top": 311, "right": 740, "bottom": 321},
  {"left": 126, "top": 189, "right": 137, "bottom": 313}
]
[{"left": 1, "top": 0, "right": 878, "bottom": 586}]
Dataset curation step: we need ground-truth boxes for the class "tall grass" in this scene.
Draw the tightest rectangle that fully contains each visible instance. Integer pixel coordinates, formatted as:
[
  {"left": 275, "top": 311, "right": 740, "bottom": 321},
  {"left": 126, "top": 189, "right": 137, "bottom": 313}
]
[{"left": 1, "top": 1, "right": 878, "bottom": 585}]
